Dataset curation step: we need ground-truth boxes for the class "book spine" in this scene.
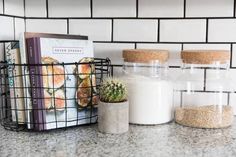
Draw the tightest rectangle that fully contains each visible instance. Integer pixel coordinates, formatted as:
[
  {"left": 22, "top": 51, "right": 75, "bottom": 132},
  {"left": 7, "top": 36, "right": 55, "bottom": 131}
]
[
  {"left": 19, "top": 33, "right": 33, "bottom": 129},
  {"left": 5, "top": 43, "right": 16, "bottom": 122},
  {"left": 26, "top": 38, "right": 45, "bottom": 131},
  {"left": 5, "top": 47, "right": 26, "bottom": 124}
]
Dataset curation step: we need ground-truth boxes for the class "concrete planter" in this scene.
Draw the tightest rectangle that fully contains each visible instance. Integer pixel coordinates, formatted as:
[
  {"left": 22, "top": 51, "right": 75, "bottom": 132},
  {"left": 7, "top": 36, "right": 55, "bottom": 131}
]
[{"left": 98, "top": 101, "right": 129, "bottom": 134}]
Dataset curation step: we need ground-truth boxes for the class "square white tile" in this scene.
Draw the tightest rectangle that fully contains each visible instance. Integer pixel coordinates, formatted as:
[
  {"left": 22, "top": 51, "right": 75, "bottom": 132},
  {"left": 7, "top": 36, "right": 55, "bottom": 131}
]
[
  {"left": 14, "top": 18, "right": 25, "bottom": 40},
  {"left": 4, "top": 0, "right": 24, "bottom": 16},
  {"left": 114, "top": 19, "right": 158, "bottom": 42},
  {"left": 209, "top": 19, "right": 236, "bottom": 42},
  {"left": 139, "top": 0, "right": 184, "bottom": 18},
  {"left": 48, "top": 0, "right": 90, "bottom": 17},
  {"left": 69, "top": 19, "right": 111, "bottom": 41},
  {"left": 93, "top": 0, "right": 136, "bottom": 17},
  {"left": 160, "top": 19, "right": 206, "bottom": 42},
  {"left": 94, "top": 43, "right": 135, "bottom": 65},
  {"left": 25, "top": 0, "right": 47, "bottom": 17},
  {"left": 26, "top": 19, "right": 67, "bottom": 34},
  {"left": 186, "top": 0, "right": 234, "bottom": 17},
  {"left": 137, "top": 43, "right": 182, "bottom": 66},
  {"left": 0, "top": 16, "right": 14, "bottom": 40}
]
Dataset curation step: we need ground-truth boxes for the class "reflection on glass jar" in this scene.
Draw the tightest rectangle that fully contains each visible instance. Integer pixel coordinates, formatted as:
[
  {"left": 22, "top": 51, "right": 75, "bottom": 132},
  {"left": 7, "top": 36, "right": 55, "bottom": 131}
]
[
  {"left": 174, "top": 50, "right": 234, "bottom": 129},
  {"left": 122, "top": 49, "right": 173, "bottom": 125}
]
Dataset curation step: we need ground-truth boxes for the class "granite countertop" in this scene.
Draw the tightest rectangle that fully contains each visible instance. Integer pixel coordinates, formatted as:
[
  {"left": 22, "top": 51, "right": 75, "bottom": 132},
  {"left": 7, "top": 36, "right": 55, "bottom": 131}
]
[{"left": 1, "top": 120, "right": 236, "bottom": 157}]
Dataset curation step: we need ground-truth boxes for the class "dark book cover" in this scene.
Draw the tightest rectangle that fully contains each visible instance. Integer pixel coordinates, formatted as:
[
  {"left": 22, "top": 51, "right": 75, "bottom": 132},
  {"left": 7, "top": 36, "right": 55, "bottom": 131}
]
[{"left": 26, "top": 37, "right": 45, "bottom": 131}]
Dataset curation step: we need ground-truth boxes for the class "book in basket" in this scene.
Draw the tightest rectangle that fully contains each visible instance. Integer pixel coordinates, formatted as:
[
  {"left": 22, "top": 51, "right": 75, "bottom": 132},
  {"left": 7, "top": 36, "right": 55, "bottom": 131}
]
[
  {"left": 26, "top": 37, "right": 98, "bottom": 131},
  {"left": 5, "top": 42, "right": 25, "bottom": 124}
]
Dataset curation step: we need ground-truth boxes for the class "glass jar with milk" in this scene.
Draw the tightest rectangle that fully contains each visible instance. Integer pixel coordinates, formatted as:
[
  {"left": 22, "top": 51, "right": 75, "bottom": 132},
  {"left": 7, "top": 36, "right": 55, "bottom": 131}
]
[{"left": 122, "top": 49, "right": 173, "bottom": 125}]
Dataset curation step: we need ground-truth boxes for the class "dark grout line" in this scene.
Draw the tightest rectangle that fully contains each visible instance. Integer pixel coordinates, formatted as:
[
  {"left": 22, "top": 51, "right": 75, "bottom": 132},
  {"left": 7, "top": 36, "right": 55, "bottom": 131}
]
[
  {"left": 157, "top": 19, "right": 160, "bottom": 42},
  {"left": 183, "top": 0, "right": 186, "bottom": 18},
  {"left": 66, "top": 19, "right": 69, "bottom": 34},
  {"left": 46, "top": 0, "right": 49, "bottom": 18},
  {"left": 227, "top": 93, "right": 230, "bottom": 106},
  {"left": 230, "top": 44, "right": 234, "bottom": 68},
  {"left": 0, "top": 14, "right": 24, "bottom": 19},
  {"left": 23, "top": 0, "right": 26, "bottom": 17},
  {"left": 206, "top": 19, "right": 209, "bottom": 42},
  {"left": 2, "top": 0, "right": 4, "bottom": 14},
  {"left": 234, "top": 0, "right": 236, "bottom": 17},
  {"left": 90, "top": 0, "right": 93, "bottom": 18},
  {"left": 136, "top": 0, "right": 138, "bottom": 18},
  {"left": 111, "top": 19, "right": 113, "bottom": 42},
  {"left": 203, "top": 69, "right": 207, "bottom": 91}
]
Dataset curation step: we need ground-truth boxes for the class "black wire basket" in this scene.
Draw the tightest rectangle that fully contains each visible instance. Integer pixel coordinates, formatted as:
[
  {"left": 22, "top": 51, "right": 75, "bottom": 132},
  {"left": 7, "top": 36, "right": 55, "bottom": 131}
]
[{"left": 0, "top": 58, "right": 112, "bottom": 131}]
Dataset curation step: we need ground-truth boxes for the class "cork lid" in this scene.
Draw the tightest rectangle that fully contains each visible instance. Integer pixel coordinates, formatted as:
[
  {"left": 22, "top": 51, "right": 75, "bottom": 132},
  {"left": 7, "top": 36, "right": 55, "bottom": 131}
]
[
  {"left": 122, "top": 49, "right": 169, "bottom": 63},
  {"left": 181, "top": 50, "right": 230, "bottom": 64}
]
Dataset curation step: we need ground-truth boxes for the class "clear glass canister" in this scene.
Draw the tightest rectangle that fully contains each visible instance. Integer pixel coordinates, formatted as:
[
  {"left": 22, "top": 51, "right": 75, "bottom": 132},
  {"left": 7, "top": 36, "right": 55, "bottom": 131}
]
[
  {"left": 122, "top": 49, "right": 173, "bottom": 125},
  {"left": 174, "top": 50, "right": 234, "bottom": 129}
]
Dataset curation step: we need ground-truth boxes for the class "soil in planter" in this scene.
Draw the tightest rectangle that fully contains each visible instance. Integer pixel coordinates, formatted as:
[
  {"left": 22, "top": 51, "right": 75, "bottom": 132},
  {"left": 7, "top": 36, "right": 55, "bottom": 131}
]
[{"left": 175, "top": 105, "right": 233, "bottom": 128}]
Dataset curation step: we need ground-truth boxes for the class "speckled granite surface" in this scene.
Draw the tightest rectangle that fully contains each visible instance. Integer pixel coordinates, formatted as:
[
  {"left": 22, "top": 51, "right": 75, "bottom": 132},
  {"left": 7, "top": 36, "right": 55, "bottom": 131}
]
[{"left": 1, "top": 120, "right": 236, "bottom": 157}]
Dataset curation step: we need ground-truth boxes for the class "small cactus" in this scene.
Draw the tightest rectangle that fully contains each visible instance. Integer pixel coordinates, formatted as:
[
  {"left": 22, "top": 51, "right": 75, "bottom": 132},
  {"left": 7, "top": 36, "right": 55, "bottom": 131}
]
[{"left": 100, "top": 78, "right": 127, "bottom": 103}]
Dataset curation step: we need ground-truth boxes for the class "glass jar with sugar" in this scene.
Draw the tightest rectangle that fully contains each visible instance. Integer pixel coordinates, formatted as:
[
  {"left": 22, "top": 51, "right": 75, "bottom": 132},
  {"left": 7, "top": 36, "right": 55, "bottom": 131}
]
[
  {"left": 174, "top": 50, "right": 234, "bottom": 129},
  {"left": 122, "top": 49, "right": 173, "bottom": 125}
]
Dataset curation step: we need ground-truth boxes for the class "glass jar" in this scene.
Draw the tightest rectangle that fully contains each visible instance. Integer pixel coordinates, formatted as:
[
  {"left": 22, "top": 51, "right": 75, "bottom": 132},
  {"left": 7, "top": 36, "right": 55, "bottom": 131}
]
[
  {"left": 174, "top": 50, "right": 234, "bottom": 129},
  {"left": 122, "top": 49, "right": 173, "bottom": 125}
]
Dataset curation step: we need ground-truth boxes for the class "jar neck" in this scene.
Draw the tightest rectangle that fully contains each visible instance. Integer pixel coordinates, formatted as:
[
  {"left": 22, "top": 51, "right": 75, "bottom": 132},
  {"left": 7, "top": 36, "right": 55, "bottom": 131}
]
[{"left": 123, "top": 61, "right": 168, "bottom": 78}]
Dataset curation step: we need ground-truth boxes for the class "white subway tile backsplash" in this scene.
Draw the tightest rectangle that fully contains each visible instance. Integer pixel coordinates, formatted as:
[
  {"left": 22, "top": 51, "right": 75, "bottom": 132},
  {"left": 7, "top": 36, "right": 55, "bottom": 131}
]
[
  {"left": 0, "top": 0, "right": 3, "bottom": 14},
  {"left": 94, "top": 43, "right": 135, "bottom": 65},
  {"left": 26, "top": 19, "right": 67, "bottom": 34},
  {"left": 208, "top": 19, "right": 236, "bottom": 42},
  {"left": 186, "top": 0, "right": 234, "bottom": 17},
  {"left": 69, "top": 19, "right": 111, "bottom": 41},
  {"left": 114, "top": 19, "right": 158, "bottom": 42},
  {"left": 14, "top": 18, "right": 25, "bottom": 40},
  {"left": 0, "top": 16, "right": 14, "bottom": 40},
  {"left": 206, "top": 70, "right": 233, "bottom": 91},
  {"left": 160, "top": 19, "right": 206, "bottom": 42},
  {"left": 112, "top": 67, "right": 123, "bottom": 77},
  {"left": 182, "top": 92, "right": 228, "bottom": 106},
  {"left": 183, "top": 44, "right": 231, "bottom": 50},
  {"left": 48, "top": 0, "right": 90, "bottom": 17},
  {"left": 25, "top": 0, "right": 47, "bottom": 17},
  {"left": 4, "top": 0, "right": 24, "bottom": 16},
  {"left": 139, "top": 0, "right": 184, "bottom": 18},
  {"left": 136, "top": 43, "right": 182, "bottom": 66},
  {"left": 93, "top": 0, "right": 136, "bottom": 17}
]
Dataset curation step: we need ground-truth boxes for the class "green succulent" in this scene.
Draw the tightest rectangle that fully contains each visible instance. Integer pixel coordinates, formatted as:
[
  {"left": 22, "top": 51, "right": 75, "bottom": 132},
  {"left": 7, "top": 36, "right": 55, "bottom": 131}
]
[{"left": 100, "top": 78, "right": 127, "bottom": 103}]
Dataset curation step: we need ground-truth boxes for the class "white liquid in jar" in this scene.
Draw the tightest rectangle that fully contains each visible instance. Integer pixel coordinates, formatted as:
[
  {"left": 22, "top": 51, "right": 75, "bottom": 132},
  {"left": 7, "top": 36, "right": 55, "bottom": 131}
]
[{"left": 125, "top": 75, "right": 173, "bottom": 125}]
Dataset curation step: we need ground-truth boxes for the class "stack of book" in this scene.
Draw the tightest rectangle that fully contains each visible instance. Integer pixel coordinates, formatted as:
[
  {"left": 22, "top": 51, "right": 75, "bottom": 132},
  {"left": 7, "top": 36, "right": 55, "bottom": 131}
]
[{"left": 5, "top": 32, "right": 98, "bottom": 131}]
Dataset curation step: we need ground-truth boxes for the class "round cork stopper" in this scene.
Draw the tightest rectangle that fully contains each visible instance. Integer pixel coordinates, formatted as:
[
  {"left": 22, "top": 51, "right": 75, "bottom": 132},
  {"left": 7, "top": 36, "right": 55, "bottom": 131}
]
[
  {"left": 122, "top": 49, "right": 169, "bottom": 63},
  {"left": 181, "top": 50, "right": 230, "bottom": 64}
]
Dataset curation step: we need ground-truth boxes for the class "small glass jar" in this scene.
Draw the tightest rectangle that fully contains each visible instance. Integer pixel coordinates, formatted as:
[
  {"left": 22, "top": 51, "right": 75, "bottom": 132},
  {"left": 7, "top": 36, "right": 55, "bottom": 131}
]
[
  {"left": 174, "top": 50, "right": 234, "bottom": 129},
  {"left": 122, "top": 49, "right": 173, "bottom": 125}
]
